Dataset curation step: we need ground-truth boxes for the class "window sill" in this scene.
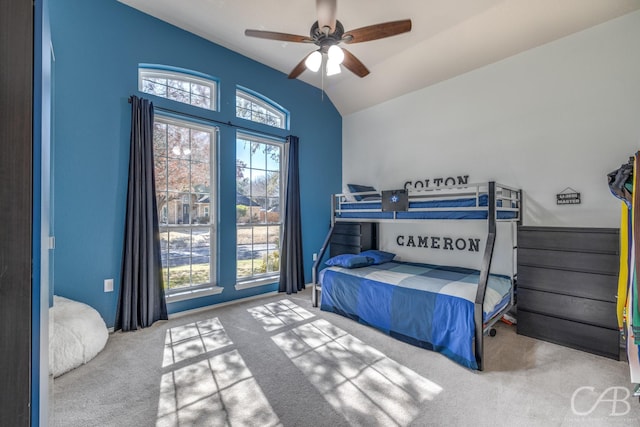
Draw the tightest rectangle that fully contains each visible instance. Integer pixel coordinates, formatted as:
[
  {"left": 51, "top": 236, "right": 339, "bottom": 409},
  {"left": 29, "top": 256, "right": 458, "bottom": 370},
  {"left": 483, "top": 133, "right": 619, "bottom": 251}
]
[
  {"left": 235, "top": 276, "right": 279, "bottom": 291},
  {"left": 166, "top": 286, "right": 224, "bottom": 303}
]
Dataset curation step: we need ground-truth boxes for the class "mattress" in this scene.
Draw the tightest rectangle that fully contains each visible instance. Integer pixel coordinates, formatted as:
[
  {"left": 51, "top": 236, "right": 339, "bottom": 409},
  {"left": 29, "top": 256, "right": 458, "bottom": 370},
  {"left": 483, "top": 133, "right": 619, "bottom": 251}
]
[
  {"left": 319, "top": 260, "right": 512, "bottom": 369},
  {"left": 336, "top": 194, "right": 518, "bottom": 220}
]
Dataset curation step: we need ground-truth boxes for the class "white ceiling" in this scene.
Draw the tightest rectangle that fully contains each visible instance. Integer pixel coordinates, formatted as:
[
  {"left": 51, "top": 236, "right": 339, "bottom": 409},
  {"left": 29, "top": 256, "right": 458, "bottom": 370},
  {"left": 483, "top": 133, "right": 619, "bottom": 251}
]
[{"left": 118, "top": 0, "right": 640, "bottom": 116}]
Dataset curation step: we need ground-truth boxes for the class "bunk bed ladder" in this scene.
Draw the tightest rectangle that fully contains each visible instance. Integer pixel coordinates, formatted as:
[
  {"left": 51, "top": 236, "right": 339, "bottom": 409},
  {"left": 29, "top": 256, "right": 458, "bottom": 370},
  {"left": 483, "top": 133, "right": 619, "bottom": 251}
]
[
  {"left": 312, "top": 224, "right": 336, "bottom": 307},
  {"left": 474, "top": 181, "right": 497, "bottom": 371}
]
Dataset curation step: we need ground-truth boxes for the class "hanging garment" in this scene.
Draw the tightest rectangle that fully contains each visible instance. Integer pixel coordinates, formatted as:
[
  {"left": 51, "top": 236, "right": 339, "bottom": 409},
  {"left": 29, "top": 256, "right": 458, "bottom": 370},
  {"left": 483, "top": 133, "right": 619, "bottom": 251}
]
[
  {"left": 608, "top": 162, "right": 634, "bottom": 207},
  {"left": 611, "top": 152, "right": 640, "bottom": 383},
  {"left": 634, "top": 153, "right": 640, "bottom": 343},
  {"left": 627, "top": 153, "right": 640, "bottom": 380},
  {"left": 617, "top": 202, "right": 630, "bottom": 330}
]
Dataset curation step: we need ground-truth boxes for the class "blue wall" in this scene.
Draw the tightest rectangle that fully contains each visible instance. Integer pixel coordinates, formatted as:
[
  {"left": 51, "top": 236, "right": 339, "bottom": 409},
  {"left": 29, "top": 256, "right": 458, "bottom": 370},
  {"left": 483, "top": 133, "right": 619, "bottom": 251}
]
[{"left": 49, "top": 0, "right": 342, "bottom": 327}]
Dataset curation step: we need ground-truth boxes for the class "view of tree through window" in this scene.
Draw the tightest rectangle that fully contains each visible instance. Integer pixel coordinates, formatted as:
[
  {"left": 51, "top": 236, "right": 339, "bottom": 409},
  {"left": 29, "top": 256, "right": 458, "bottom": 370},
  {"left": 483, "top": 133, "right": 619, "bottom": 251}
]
[
  {"left": 154, "top": 116, "right": 217, "bottom": 293},
  {"left": 139, "top": 67, "right": 217, "bottom": 110},
  {"left": 236, "top": 133, "right": 283, "bottom": 281},
  {"left": 236, "top": 88, "right": 287, "bottom": 129}
]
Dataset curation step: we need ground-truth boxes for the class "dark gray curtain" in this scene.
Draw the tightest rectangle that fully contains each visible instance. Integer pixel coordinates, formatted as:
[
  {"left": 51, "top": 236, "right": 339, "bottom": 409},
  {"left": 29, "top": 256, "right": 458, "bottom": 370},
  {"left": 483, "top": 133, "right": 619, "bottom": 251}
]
[
  {"left": 279, "top": 135, "right": 305, "bottom": 294},
  {"left": 115, "top": 96, "right": 167, "bottom": 331}
]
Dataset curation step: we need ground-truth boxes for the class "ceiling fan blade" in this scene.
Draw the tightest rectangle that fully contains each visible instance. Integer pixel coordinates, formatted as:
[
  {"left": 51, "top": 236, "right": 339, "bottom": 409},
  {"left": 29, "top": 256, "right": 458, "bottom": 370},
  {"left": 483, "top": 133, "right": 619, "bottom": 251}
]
[
  {"left": 288, "top": 53, "right": 311, "bottom": 79},
  {"left": 316, "top": 0, "right": 337, "bottom": 33},
  {"left": 343, "top": 19, "right": 412, "bottom": 44},
  {"left": 341, "top": 48, "right": 370, "bottom": 78},
  {"left": 244, "top": 29, "right": 311, "bottom": 43}
]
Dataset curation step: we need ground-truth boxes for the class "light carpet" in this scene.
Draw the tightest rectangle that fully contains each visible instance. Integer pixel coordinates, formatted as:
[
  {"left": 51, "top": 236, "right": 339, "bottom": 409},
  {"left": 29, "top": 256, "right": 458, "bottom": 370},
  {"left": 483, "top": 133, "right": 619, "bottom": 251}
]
[{"left": 52, "top": 288, "right": 640, "bottom": 426}]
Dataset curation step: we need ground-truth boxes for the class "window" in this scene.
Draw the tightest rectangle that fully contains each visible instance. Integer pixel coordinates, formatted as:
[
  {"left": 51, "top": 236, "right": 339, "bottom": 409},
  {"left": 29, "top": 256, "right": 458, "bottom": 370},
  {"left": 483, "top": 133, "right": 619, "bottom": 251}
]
[
  {"left": 154, "top": 115, "right": 218, "bottom": 297},
  {"left": 236, "top": 132, "right": 283, "bottom": 285},
  {"left": 139, "top": 65, "right": 218, "bottom": 111},
  {"left": 236, "top": 87, "right": 288, "bottom": 129}
]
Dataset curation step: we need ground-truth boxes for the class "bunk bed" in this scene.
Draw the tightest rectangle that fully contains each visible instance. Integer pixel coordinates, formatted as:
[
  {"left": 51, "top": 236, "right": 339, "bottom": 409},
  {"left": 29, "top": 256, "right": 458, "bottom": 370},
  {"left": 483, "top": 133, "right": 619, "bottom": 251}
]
[{"left": 311, "top": 181, "right": 522, "bottom": 370}]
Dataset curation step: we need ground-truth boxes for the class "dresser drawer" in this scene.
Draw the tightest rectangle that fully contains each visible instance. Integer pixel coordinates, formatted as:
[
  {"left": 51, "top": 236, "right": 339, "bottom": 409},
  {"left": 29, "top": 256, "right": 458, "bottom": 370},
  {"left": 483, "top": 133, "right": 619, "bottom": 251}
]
[
  {"left": 518, "top": 227, "right": 619, "bottom": 253},
  {"left": 518, "top": 310, "right": 620, "bottom": 360},
  {"left": 518, "top": 247, "right": 618, "bottom": 275},
  {"left": 517, "top": 265, "right": 616, "bottom": 302},
  {"left": 517, "top": 288, "right": 617, "bottom": 329}
]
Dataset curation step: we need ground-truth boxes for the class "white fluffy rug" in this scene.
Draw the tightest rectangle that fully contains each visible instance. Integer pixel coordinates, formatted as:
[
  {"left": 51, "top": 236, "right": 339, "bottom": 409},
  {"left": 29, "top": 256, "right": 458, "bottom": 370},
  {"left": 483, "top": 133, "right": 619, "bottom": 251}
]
[{"left": 49, "top": 295, "right": 109, "bottom": 378}]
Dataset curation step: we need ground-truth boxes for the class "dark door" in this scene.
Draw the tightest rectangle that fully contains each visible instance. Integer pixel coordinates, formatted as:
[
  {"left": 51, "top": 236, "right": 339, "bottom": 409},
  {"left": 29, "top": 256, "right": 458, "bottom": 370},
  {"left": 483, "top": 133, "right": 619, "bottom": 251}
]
[{"left": 0, "top": 0, "right": 34, "bottom": 425}]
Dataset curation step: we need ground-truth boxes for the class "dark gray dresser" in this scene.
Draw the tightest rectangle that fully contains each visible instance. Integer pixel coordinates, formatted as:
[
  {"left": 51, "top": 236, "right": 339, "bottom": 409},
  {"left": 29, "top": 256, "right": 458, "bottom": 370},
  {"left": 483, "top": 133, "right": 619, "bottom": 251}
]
[{"left": 517, "top": 226, "right": 621, "bottom": 359}]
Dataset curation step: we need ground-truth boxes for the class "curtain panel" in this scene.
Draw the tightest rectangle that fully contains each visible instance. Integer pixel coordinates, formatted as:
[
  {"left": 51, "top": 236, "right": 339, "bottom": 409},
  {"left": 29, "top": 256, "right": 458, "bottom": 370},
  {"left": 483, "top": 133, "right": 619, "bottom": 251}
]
[
  {"left": 279, "top": 135, "right": 305, "bottom": 294},
  {"left": 115, "top": 96, "right": 168, "bottom": 331}
]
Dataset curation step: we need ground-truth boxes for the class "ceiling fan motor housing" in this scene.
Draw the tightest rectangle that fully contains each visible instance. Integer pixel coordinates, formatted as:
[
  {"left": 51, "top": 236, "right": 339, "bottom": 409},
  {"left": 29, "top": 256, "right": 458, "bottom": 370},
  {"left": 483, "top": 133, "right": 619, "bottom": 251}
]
[{"left": 310, "top": 20, "right": 349, "bottom": 52}]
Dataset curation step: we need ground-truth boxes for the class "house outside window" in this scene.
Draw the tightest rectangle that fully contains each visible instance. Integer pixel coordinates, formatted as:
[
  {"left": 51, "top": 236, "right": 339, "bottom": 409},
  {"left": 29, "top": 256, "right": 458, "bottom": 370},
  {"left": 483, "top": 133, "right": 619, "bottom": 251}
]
[
  {"left": 236, "top": 132, "right": 283, "bottom": 286},
  {"left": 153, "top": 115, "right": 217, "bottom": 297}
]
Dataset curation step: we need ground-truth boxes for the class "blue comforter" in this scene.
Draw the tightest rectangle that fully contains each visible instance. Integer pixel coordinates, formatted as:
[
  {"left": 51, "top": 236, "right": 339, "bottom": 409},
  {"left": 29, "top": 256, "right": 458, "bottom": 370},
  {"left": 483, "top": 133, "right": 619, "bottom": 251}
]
[{"left": 319, "top": 261, "right": 512, "bottom": 369}]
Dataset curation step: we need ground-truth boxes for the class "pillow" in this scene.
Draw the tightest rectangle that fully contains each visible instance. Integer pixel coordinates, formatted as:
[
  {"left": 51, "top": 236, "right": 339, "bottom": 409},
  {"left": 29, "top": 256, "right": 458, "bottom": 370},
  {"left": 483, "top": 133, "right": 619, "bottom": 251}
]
[
  {"left": 347, "top": 184, "right": 380, "bottom": 201},
  {"left": 325, "top": 253, "right": 374, "bottom": 269},
  {"left": 359, "top": 250, "right": 396, "bottom": 265}
]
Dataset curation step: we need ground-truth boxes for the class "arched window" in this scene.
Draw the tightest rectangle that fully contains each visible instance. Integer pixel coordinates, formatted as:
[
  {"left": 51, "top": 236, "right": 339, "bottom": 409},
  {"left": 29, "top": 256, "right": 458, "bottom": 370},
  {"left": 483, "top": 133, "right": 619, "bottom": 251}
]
[
  {"left": 139, "top": 64, "right": 218, "bottom": 111},
  {"left": 236, "top": 87, "right": 288, "bottom": 129}
]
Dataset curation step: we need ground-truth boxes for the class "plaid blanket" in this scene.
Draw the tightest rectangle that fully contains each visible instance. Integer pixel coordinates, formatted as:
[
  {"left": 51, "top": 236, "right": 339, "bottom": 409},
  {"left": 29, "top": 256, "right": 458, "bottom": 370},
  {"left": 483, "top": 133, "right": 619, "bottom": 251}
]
[{"left": 319, "top": 261, "right": 512, "bottom": 369}]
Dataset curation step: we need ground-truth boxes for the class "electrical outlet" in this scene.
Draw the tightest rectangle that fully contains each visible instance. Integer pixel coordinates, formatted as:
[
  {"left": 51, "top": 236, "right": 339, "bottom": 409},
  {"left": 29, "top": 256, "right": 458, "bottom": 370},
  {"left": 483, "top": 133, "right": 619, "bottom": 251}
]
[
  {"left": 313, "top": 253, "right": 318, "bottom": 261},
  {"left": 104, "top": 278, "right": 114, "bottom": 292}
]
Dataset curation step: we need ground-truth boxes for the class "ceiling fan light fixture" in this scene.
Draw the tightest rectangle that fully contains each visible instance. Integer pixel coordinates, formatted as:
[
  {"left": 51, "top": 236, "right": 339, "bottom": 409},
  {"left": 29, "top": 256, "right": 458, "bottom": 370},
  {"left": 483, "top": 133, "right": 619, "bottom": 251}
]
[
  {"left": 327, "top": 45, "right": 344, "bottom": 64},
  {"left": 326, "top": 59, "right": 341, "bottom": 76},
  {"left": 305, "top": 50, "right": 322, "bottom": 72}
]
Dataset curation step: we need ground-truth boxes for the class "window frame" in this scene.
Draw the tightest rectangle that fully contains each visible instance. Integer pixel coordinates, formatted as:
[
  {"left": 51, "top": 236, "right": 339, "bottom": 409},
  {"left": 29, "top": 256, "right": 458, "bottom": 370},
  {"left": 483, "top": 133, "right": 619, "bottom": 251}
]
[
  {"left": 153, "top": 114, "right": 221, "bottom": 302},
  {"left": 235, "top": 131, "right": 285, "bottom": 289},
  {"left": 139, "top": 64, "right": 219, "bottom": 111},
  {"left": 236, "top": 86, "right": 289, "bottom": 130}
]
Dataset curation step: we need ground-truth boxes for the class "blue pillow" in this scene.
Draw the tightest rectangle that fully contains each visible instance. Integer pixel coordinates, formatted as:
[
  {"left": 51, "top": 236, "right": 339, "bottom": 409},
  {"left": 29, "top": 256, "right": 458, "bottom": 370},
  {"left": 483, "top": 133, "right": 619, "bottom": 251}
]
[
  {"left": 347, "top": 184, "right": 380, "bottom": 201},
  {"left": 325, "top": 254, "right": 374, "bottom": 268},
  {"left": 359, "top": 250, "right": 396, "bottom": 265}
]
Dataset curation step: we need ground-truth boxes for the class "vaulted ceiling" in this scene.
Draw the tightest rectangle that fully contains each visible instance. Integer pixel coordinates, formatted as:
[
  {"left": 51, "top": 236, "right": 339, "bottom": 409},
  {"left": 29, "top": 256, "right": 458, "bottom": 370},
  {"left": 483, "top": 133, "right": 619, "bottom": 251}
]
[{"left": 118, "top": 0, "right": 640, "bottom": 115}]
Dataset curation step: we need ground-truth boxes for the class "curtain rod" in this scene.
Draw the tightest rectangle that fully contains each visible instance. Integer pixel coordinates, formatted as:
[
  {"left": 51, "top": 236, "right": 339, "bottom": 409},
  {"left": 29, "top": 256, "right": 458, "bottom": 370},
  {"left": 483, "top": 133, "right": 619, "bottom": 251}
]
[{"left": 128, "top": 96, "right": 287, "bottom": 140}]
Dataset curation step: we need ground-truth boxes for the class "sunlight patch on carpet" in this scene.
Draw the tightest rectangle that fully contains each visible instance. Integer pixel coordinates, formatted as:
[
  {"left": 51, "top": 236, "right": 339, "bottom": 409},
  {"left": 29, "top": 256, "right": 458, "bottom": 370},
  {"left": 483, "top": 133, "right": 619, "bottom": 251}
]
[
  {"left": 247, "top": 298, "right": 315, "bottom": 331},
  {"left": 270, "top": 312, "right": 443, "bottom": 426},
  {"left": 157, "top": 318, "right": 282, "bottom": 427}
]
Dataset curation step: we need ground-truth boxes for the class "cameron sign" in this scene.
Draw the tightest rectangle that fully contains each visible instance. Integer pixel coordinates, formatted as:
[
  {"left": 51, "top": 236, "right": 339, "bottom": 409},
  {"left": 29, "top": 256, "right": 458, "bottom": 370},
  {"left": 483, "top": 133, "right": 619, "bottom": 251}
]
[{"left": 396, "top": 235, "right": 481, "bottom": 252}]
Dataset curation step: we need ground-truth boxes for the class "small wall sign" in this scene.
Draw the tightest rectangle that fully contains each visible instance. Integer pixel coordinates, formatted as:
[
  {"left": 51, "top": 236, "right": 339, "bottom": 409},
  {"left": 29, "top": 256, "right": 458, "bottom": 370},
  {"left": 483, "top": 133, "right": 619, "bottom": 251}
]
[{"left": 557, "top": 187, "right": 581, "bottom": 205}]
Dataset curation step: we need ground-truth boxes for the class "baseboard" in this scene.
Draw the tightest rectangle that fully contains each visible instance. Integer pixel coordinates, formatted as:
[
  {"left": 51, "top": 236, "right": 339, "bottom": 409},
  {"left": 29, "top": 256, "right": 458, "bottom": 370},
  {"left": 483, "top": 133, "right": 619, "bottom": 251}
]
[{"left": 167, "top": 290, "right": 279, "bottom": 320}]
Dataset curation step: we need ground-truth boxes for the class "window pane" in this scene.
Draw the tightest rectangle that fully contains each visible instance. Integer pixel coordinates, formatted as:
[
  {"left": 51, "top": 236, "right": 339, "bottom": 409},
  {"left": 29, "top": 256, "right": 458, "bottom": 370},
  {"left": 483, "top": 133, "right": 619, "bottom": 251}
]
[
  {"left": 155, "top": 115, "right": 216, "bottom": 295},
  {"left": 235, "top": 89, "right": 288, "bottom": 130},
  {"left": 167, "top": 229, "right": 192, "bottom": 290},
  {"left": 237, "top": 228, "right": 253, "bottom": 278},
  {"left": 191, "top": 130, "right": 210, "bottom": 159},
  {"left": 168, "top": 87, "right": 189, "bottom": 104},
  {"left": 191, "top": 162, "right": 209, "bottom": 191},
  {"left": 159, "top": 230, "right": 170, "bottom": 285},
  {"left": 139, "top": 67, "right": 217, "bottom": 111},
  {"left": 191, "top": 228, "right": 210, "bottom": 284},
  {"left": 167, "top": 125, "right": 191, "bottom": 160},
  {"left": 153, "top": 123, "right": 167, "bottom": 157},
  {"left": 168, "top": 79, "right": 189, "bottom": 91},
  {"left": 143, "top": 80, "right": 167, "bottom": 97},
  {"left": 236, "top": 133, "right": 283, "bottom": 282},
  {"left": 191, "top": 94, "right": 209, "bottom": 109},
  {"left": 167, "top": 159, "right": 190, "bottom": 192},
  {"left": 266, "top": 147, "right": 280, "bottom": 171}
]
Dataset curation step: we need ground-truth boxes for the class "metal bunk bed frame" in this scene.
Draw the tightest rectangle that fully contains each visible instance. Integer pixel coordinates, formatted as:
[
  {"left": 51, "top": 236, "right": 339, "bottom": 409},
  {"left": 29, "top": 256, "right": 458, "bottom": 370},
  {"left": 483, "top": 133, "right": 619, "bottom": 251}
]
[{"left": 311, "top": 181, "right": 522, "bottom": 371}]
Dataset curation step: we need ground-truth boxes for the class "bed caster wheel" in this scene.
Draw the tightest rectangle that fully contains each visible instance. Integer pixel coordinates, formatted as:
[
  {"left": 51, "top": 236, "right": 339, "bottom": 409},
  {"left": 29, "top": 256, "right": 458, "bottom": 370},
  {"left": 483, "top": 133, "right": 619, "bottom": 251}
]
[{"left": 489, "top": 328, "right": 497, "bottom": 337}]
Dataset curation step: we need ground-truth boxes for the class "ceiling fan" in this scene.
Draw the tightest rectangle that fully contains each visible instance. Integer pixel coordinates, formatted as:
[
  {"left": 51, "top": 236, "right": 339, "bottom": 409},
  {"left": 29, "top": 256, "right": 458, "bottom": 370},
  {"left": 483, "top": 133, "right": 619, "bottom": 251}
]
[{"left": 244, "top": 0, "right": 412, "bottom": 79}]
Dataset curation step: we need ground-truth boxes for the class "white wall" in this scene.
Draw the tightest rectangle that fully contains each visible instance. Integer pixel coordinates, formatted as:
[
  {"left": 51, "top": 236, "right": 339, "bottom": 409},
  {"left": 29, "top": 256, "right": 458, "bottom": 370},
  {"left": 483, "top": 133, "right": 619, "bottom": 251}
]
[{"left": 343, "top": 11, "right": 640, "bottom": 228}]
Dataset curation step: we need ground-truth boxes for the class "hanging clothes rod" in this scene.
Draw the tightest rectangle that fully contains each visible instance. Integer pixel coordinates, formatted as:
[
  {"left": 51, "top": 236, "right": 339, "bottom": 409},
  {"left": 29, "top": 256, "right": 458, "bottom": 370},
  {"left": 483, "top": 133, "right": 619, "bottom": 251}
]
[{"left": 127, "top": 95, "right": 287, "bottom": 140}]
